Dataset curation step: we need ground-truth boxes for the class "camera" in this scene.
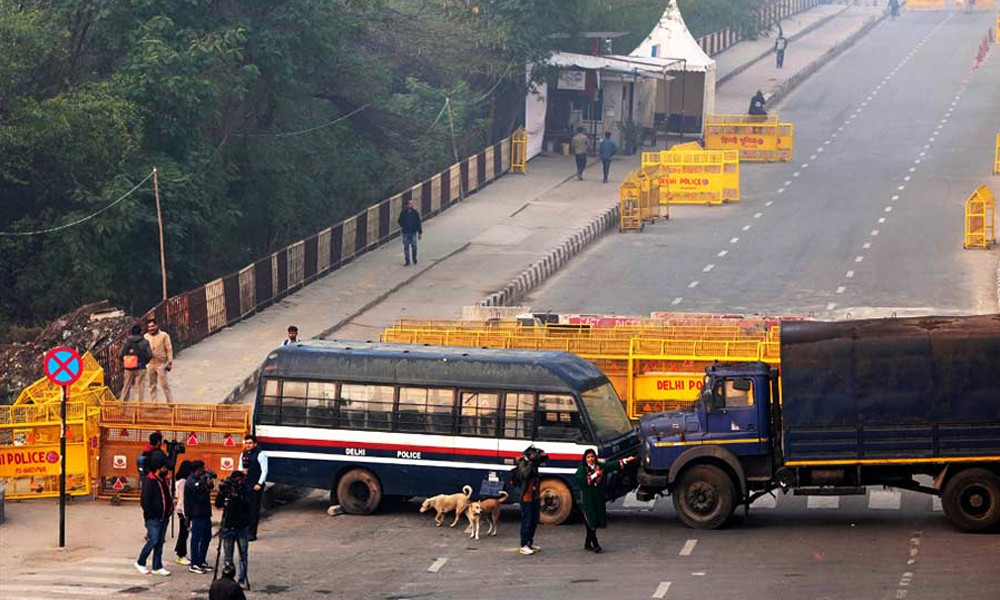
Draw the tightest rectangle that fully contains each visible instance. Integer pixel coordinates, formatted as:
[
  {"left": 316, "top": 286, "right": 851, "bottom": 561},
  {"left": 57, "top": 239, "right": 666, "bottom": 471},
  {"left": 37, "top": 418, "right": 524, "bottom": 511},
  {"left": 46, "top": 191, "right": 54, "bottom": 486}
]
[
  {"left": 165, "top": 440, "right": 186, "bottom": 456},
  {"left": 526, "top": 446, "right": 549, "bottom": 465}
]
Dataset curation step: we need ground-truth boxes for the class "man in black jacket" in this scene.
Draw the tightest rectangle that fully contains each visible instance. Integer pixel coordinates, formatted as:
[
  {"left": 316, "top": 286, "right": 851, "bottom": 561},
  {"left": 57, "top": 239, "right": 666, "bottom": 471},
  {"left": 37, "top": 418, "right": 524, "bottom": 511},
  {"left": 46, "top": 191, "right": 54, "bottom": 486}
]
[
  {"left": 397, "top": 199, "right": 423, "bottom": 266},
  {"left": 210, "top": 564, "right": 247, "bottom": 600},
  {"left": 136, "top": 458, "right": 173, "bottom": 576},
  {"left": 241, "top": 434, "right": 268, "bottom": 540},
  {"left": 216, "top": 471, "right": 252, "bottom": 589},
  {"left": 185, "top": 460, "right": 215, "bottom": 573},
  {"left": 120, "top": 324, "right": 153, "bottom": 401}
]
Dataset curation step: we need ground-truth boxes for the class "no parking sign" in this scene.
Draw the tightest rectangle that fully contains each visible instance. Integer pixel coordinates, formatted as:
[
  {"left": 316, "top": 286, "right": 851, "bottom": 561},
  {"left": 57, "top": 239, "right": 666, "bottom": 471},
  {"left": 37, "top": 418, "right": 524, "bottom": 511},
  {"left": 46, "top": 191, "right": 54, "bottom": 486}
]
[{"left": 42, "top": 345, "right": 82, "bottom": 549}]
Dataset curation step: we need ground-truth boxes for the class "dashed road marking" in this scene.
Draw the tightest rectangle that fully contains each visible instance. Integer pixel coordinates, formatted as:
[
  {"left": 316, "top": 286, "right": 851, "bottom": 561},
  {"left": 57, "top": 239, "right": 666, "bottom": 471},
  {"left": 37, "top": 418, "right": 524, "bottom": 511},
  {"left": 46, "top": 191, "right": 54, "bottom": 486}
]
[
  {"left": 885, "top": 206, "right": 893, "bottom": 212},
  {"left": 846, "top": 270, "right": 854, "bottom": 278},
  {"left": 871, "top": 230, "right": 880, "bottom": 236},
  {"left": 703, "top": 264, "right": 715, "bottom": 272},
  {"left": 688, "top": 280, "right": 699, "bottom": 289},
  {"left": 671, "top": 297, "right": 683, "bottom": 305},
  {"left": 863, "top": 242, "right": 871, "bottom": 249},
  {"left": 742, "top": 225, "right": 751, "bottom": 231},
  {"left": 826, "top": 302, "right": 837, "bottom": 310},
  {"left": 778, "top": 188, "right": 785, "bottom": 193},
  {"left": 836, "top": 286, "right": 846, "bottom": 294},
  {"left": 679, "top": 539, "right": 698, "bottom": 556},
  {"left": 730, "top": 237, "right": 739, "bottom": 244},
  {"left": 878, "top": 217, "right": 886, "bottom": 223},
  {"left": 428, "top": 558, "right": 448, "bottom": 573},
  {"left": 753, "top": 212, "right": 763, "bottom": 219},
  {"left": 717, "top": 250, "right": 728, "bottom": 257},
  {"left": 765, "top": 201, "right": 774, "bottom": 207},
  {"left": 856, "top": 256, "right": 865, "bottom": 263},
  {"left": 652, "top": 582, "right": 672, "bottom": 599}
]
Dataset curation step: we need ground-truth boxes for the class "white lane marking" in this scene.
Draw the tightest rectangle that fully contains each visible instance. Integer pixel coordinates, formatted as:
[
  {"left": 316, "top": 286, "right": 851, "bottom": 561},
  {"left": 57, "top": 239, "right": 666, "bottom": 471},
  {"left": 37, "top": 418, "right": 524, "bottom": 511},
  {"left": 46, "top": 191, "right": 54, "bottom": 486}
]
[
  {"left": 428, "top": 558, "right": 448, "bottom": 573},
  {"left": 836, "top": 286, "right": 846, "bottom": 294},
  {"left": 765, "top": 201, "right": 774, "bottom": 207},
  {"left": 832, "top": 133, "right": 838, "bottom": 138},
  {"left": 742, "top": 225, "right": 752, "bottom": 231},
  {"left": 652, "top": 582, "right": 672, "bottom": 599},
  {"left": 904, "top": 176, "right": 911, "bottom": 182},
  {"left": 810, "top": 155, "right": 817, "bottom": 160},
  {"left": 885, "top": 206, "right": 893, "bottom": 212},
  {"left": 718, "top": 250, "right": 729, "bottom": 257},
  {"left": 778, "top": 188, "right": 785, "bottom": 194},
  {"left": 878, "top": 217, "right": 886, "bottom": 223},
  {"left": 897, "top": 185, "right": 906, "bottom": 190},
  {"left": 752, "top": 493, "right": 778, "bottom": 508},
  {"left": 869, "top": 490, "right": 902, "bottom": 510},
  {"left": 671, "top": 297, "right": 683, "bottom": 305},
  {"left": 871, "top": 230, "right": 880, "bottom": 236},
  {"left": 753, "top": 212, "right": 763, "bottom": 219},
  {"left": 846, "top": 270, "right": 855, "bottom": 278},
  {"left": 793, "top": 172, "right": 800, "bottom": 177},
  {"left": 730, "top": 237, "right": 739, "bottom": 244},
  {"left": 703, "top": 264, "right": 715, "bottom": 272},
  {"left": 784, "top": 180, "right": 792, "bottom": 186},
  {"left": 824, "top": 140, "right": 831, "bottom": 145},
  {"left": 909, "top": 167, "right": 916, "bottom": 172},
  {"left": 679, "top": 539, "right": 698, "bottom": 556},
  {"left": 856, "top": 256, "right": 865, "bottom": 263},
  {"left": 863, "top": 242, "right": 871, "bottom": 249},
  {"left": 802, "top": 163, "right": 810, "bottom": 168},
  {"left": 915, "top": 158, "right": 922, "bottom": 163},
  {"left": 688, "top": 280, "right": 699, "bottom": 289},
  {"left": 826, "top": 302, "right": 837, "bottom": 310},
  {"left": 932, "top": 497, "right": 942, "bottom": 512},
  {"left": 818, "top": 147, "right": 824, "bottom": 153},
  {"left": 692, "top": 572, "right": 706, "bottom": 576},
  {"left": 807, "top": 496, "right": 840, "bottom": 509},
  {"left": 891, "top": 195, "right": 899, "bottom": 201}
]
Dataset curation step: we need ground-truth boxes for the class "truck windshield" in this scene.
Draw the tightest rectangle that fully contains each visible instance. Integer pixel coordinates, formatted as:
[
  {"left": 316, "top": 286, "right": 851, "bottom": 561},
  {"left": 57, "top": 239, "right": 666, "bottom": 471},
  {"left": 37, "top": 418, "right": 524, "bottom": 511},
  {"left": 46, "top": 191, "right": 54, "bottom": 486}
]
[{"left": 581, "top": 383, "right": 635, "bottom": 442}]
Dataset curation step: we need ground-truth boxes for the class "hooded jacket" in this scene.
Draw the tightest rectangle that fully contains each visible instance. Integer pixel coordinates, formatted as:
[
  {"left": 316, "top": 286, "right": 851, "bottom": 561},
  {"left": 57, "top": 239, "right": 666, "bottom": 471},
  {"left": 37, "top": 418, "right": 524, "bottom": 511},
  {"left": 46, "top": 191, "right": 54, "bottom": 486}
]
[
  {"left": 120, "top": 334, "right": 153, "bottom": 370},
  {"left": 141, "top": 471, "right": 174, "bottom": 521}
]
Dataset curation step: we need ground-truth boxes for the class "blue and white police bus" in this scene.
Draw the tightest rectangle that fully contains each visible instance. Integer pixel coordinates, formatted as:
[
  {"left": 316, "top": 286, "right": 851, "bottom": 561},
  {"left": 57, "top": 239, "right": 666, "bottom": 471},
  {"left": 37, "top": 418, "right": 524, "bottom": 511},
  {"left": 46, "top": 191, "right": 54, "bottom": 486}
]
[{"left": 253, "top": 340, "right": 639, "bottom": 524}]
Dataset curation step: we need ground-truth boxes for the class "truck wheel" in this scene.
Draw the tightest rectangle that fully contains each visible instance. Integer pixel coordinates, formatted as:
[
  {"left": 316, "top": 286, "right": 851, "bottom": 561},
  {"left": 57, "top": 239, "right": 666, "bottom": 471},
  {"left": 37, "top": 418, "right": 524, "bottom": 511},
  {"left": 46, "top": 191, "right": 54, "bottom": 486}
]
[
  {"left": 539, "top": 479, "right": 573, "bottom": 526},
  {"left": 336, "top": 469, "right": 382, "bottom": 515},
  {"left": 673, "top": 464, "right": 736, "bottom": 530},
  {"left": 941, "top": 468, "right": 1000, "bottom": 532}
]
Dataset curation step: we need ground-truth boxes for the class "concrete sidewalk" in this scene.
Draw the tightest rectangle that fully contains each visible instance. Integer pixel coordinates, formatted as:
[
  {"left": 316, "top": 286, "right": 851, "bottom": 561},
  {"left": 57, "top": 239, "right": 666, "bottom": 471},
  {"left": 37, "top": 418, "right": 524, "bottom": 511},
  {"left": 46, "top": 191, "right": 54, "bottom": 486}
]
[{"left": 167, "top": 2, "right": 892, "bottom": 406}]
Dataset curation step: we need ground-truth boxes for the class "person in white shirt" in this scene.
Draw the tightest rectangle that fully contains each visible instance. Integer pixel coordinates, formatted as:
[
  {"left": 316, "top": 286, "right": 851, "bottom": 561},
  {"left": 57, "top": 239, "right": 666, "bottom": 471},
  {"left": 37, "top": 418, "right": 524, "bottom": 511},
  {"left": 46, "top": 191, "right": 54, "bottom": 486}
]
[
  {"left": 775, "top": 33, "right": 788, "bottom": 69},
  {"left": 283, "top": 325, "right": 298, "bottom": 346}
]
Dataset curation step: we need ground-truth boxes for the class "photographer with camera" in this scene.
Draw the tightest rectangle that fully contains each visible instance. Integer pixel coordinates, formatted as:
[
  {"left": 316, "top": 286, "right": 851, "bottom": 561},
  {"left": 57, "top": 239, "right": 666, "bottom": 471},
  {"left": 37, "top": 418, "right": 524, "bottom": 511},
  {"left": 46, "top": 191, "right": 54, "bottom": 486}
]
[
  {"left": 184, "top": 460, "right": 216, "bottom": 574},
  {"left": 511, "top": 445, "right": 547, "bottom": 556},
  {"left": 215, "top": 471, "right": 252, "bottom": 590},
  {"left": 139, "top": 432, "right": 181, "bottom": 477}
]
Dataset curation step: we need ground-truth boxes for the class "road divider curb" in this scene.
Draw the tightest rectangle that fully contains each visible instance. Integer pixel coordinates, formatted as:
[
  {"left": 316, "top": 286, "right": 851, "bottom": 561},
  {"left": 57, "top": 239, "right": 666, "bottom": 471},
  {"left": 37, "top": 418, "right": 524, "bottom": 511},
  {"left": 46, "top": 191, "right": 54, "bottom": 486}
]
[
  {"left": 480, "top": 204, "right": 620, "bottom": 306},
  {"left": 768, "top": 8, "right": 891, "bottom": 109}
]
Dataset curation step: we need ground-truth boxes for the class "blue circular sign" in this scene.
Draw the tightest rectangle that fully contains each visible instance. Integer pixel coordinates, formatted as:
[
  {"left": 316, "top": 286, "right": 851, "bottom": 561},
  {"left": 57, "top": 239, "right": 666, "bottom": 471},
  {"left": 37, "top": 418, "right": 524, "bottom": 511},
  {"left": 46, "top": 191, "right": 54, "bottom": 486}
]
[{"left": 44, "top": 346, "right": 83, "bottom": 387}]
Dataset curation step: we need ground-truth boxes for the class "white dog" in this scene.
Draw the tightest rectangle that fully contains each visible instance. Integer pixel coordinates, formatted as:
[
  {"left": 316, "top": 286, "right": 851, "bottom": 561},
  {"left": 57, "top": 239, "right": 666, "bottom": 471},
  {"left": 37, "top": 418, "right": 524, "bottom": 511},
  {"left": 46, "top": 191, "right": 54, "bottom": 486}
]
[{"left": 420, "top": 485, "right": 473, "bottom": 527}]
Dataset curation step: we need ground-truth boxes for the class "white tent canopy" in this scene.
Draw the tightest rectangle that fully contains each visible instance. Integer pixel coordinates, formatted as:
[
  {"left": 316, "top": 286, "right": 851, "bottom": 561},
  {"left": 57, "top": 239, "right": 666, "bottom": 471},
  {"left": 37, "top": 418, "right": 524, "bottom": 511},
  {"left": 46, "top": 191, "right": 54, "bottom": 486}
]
[{"left": 630, "top": 0, "right": 716, "bottom": 134}]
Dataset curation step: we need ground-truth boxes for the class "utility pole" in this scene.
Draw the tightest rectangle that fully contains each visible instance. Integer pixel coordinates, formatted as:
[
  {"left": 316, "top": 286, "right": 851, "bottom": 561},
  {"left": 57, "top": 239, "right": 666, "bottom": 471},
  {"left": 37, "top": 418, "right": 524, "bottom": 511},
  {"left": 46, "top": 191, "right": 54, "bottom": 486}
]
[{"left": 152, "top": 167, "right": 167, "bottom": 301}]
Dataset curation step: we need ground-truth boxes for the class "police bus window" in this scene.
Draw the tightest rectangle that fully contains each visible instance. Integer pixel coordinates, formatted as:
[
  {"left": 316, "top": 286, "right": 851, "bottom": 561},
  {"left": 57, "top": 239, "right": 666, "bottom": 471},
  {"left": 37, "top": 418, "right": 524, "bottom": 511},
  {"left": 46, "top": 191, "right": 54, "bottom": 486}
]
[
  {"left": 503, "top": 392, "right": 535, "bottom": 439},
  {"left": 536, "top": 393, "right": 585, "bottom": 442},
  {"left": 460, "top": 391, "right": 499, "bottom": 437},
  {"left": 724, "top": 379, "right": 754, "bottom": 408}
]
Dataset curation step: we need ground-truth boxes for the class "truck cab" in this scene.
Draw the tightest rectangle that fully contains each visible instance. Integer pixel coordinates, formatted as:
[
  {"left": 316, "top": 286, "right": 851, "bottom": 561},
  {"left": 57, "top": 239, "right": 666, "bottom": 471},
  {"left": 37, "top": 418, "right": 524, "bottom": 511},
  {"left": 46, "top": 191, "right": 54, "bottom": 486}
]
[{"left": 637, "top": 361, "right": 779, "bottom": 528}]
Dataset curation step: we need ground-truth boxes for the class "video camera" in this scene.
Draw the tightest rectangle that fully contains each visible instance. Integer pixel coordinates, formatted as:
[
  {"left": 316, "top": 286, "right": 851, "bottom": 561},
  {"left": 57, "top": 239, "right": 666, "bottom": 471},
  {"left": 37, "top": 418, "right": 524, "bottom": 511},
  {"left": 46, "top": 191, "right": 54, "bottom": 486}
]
[
  {"left": 525, "top": 445, "right": 549, "bottom": 465},
  {"left": 164, "top": 439, "right": 186, "bottom": 456}
]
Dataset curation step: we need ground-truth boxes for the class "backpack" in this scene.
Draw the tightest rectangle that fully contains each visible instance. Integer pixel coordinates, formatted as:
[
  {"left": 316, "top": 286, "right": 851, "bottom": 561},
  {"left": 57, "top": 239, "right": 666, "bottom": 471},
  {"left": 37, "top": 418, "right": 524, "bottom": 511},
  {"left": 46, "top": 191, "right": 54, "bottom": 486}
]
[
  {"left": 137, "top": 451, "right": 150, "bottom": 478},
  {"left": 122, "top": 338, "right": 140, "bottom": 369}
]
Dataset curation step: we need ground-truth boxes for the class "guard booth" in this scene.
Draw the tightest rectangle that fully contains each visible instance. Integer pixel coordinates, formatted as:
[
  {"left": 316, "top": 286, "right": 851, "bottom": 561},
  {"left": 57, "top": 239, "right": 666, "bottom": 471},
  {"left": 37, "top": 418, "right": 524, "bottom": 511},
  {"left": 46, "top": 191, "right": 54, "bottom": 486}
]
[
  {"left": 96, "top": 402, "right": 250, "bottom": 500},
  {"left": 964, "top": 184, "right": 995, "bottom": 249},
  {"left": 0, "top": 402, "right": 101, "bottom": 499},
  {"left": 703, "top": 114, "right": 794, "bottom": 162},
  {"left": 647, "top": 147, "right": 740, "bottom": 204},
  {"left": 619, "top": 171, "right": 644, "bottom": 232}
]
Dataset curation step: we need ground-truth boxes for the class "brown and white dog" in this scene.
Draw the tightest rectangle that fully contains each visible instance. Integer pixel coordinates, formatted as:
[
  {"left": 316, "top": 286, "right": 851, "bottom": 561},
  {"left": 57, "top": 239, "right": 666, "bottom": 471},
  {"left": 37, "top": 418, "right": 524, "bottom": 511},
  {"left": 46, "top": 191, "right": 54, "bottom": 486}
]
[
  {"left": 464, "top": 491, "right": 508, "bottom": 539},
  {"left": 420, "top": 485, "right": 473, "bottom": 527}
]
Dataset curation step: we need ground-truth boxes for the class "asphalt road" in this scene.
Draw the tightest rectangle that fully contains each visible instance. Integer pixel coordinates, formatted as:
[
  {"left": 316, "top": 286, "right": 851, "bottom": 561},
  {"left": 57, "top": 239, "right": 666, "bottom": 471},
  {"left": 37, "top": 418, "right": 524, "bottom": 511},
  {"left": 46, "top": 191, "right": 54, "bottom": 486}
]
[
  {"left": 529, "top": 11, "right": 1000, "bottom": 319},
  {"left": 100, "top": 486, "right": 998, "bottom": 600}
]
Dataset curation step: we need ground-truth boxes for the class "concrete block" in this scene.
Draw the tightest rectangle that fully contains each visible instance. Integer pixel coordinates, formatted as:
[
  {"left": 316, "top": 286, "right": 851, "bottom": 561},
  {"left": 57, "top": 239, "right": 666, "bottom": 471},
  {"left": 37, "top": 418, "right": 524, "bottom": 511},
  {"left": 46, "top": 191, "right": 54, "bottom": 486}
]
[{"left": 327, "top": 505, "right": 344, "bottom": 517}]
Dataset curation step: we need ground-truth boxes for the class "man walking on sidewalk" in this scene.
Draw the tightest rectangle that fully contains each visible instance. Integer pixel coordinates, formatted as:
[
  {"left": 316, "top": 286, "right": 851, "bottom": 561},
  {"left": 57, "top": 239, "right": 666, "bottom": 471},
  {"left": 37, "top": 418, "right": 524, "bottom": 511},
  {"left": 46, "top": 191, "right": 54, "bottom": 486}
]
[
  {"left": 571, "top": 127, "right": 590, "bottom": 180},
  {"left": 120, "top": 323, "right": 152, "bottom": 401},
  {"left": 775, "top": 33, "right": 787, "bottom": 69},
  {"left": 144, "top": 318, "right": 174, "bottom": 403},
  {"left": 598, "top": 132, "right": 618, "bottom": 184},
  {"left": 398, "top": 199, "right": 422, "bottom": 266}
]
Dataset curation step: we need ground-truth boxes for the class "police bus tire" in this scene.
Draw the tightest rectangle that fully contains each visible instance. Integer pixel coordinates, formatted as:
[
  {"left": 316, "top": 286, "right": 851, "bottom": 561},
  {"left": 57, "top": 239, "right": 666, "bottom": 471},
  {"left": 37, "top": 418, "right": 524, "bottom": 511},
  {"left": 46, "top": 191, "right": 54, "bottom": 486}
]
[
  {"left": 672, "top": 464, "right": 735, "bottom": 530},
  {"left": 336, "top": 469, "right": 382, "bottom": 515},
  {"left": 538, "top": 478, "right": 573, "bottom": 526},
  {"left": 941, "top": 468, "right": 1000, "bottom": 532}
]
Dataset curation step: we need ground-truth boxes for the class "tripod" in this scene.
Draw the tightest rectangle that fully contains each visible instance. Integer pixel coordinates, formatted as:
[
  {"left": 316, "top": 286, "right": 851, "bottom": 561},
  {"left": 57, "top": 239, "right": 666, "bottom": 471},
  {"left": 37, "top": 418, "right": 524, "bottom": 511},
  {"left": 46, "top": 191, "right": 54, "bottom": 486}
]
[{"left": 213, "top": 491, "right": 252, "bottom": 591}]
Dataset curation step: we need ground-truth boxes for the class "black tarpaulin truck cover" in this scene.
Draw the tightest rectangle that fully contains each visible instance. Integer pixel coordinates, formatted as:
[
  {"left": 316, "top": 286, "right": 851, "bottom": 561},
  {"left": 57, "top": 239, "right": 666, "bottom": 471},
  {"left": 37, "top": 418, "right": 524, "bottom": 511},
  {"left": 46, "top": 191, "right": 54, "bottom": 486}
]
[{"left": 779, "top": 315, "right": 1000, "bottom": 461}]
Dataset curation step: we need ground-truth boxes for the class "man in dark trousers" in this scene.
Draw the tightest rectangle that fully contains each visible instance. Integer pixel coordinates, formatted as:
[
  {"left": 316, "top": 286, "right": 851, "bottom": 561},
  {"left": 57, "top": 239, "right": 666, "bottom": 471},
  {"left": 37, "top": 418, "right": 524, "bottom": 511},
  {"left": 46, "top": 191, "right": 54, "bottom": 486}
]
[
  {"left": 135, "top": 457, "right": 173, "bottom": 576},
  {"left": 210, "top": 564, "right": 247, "bottom": 600},
  {"left": 511, "top": 445, "right": 546, "bottom": 556},
  {"left": 598, "top": 131, "right": 618, "bottom": 184},
  {"left": 216, "top": 471, "right": 252, "bottom": 589},
  {"left": 185, "top": 460, "right": 215, "bottom": 573},
  {"left": 397, "top": 199, "right": 423, "bottom": 266},
  {"left": 571, "top": 127, "right": 590, "bottom": 180},
  {"left": 241, "top": 434, "right": 268, "bottom": 540},
  {"left": 120, "top": 323, "right": 152, "bottom": 401},
  {"left": 775, "top": 32, "right": 787, "bottom": 68}
]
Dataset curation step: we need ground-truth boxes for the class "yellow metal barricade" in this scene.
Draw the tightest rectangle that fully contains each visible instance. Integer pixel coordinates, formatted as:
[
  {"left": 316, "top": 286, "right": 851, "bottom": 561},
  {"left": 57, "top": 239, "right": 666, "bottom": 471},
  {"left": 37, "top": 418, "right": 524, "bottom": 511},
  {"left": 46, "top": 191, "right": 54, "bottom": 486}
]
[
  {"left": 704, "top": 114, "right": 795, "bottom": 162},
  {"left": 511, "top": 128, "right": 527, "bottom": 174},
  {"left": 993, "top": 133, "right": 1000, "bottom": 175},
  {"left": 97, "top": 402, "right": 251, "bottom": 500},
  {"left": 656, "top": 149, "right": 741, "bottom": 204},
  {"left": 15, "top": 351, "right": 106, "bottom": 405},
  {"left": 619, "top": 171, "right": 643, "bottom": 232},
  {"left": 0, "top": 402, "right": 100, "bottom": 499},
  {"left": 964, "top": 185, "right": 996, "bottom": 249},
  {"left": 907, "top": 0, "right": 946, "bottom": 10}
]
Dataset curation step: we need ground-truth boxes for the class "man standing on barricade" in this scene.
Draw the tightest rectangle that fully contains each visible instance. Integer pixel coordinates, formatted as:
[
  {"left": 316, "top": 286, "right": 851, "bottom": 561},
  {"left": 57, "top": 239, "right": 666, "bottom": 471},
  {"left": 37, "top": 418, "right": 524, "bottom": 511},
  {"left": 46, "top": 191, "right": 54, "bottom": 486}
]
[
  {"left": 241, "top": 434, "right": 268, "bottom": 541},
  {"left": 216, "top": 471, "right": 252, "bottom": 590}
]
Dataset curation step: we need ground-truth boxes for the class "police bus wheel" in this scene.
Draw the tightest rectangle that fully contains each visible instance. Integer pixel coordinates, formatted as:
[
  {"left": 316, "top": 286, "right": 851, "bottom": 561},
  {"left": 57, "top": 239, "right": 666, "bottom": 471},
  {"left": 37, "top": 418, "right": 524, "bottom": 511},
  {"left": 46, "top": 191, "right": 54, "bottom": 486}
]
[
  {"left": 672, "top": 464, "right": 735, "bottom": 530},
  {"left": 336, "top": 469, "right": 382, "bottom": 515},
  {"left": 539, "top": 478, "right": 573, "bottom": 526},
  {"left": 941, "top": 468, "right": 1000, "bottom": 532}
]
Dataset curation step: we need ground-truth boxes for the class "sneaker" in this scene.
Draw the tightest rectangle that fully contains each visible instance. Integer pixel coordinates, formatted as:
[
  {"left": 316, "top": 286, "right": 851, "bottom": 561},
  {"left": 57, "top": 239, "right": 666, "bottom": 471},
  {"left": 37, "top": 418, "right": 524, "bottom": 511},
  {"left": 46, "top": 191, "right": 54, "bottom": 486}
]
[
  {"left": 175, "top": 556, "right": 190, "bottom": 566},
  {"left": 189, "top": 565, "right": 206, "bottom": 574},
  {"left": 239, "top": 581, "right": 251, "bottom": 591},
  {"left": 519, "top": 546, "right": 535, "bottom": 555},
  {"left": 413, "top": 259, "right": 418, "bottom": 265},
  {"left": 152, "top": 568, "right": 171, "bottom": 576},
  {"left": 529, "top": 545, "right": 541, "bottom": 552},
  {"left": 134, "top": 562, "right": 150, "bottom": 575},
  {"left": 404, "top": 261, "right": 410, "bottom": 266}
]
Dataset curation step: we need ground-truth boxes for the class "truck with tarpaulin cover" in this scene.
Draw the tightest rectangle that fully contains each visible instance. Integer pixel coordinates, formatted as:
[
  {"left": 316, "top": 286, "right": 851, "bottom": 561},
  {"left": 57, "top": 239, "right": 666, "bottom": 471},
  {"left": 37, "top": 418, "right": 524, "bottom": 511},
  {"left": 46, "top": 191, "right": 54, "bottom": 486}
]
[{"left": 635, "top": 315, "right": 1000, "bottom": 532}]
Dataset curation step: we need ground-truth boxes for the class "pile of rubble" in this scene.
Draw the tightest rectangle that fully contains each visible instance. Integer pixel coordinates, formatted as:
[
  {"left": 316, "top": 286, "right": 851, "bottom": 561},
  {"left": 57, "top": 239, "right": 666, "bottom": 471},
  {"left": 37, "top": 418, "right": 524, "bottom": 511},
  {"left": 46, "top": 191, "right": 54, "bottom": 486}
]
[{"left": 0, "top": 301, "right": 135, "bottom": 404}]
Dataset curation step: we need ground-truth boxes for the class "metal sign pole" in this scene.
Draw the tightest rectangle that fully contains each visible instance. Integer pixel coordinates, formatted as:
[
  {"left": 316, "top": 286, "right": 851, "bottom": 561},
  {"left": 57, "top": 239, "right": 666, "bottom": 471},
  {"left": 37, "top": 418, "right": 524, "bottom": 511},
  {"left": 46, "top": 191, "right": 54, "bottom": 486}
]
[{"left": 60, "top": 384, "right": 67, "bottom": 548}]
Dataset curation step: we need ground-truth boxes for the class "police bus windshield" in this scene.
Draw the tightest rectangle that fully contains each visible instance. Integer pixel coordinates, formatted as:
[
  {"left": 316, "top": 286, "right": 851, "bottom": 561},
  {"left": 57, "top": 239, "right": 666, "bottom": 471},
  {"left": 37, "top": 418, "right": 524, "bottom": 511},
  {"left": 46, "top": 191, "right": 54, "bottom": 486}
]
[{"left": 581, "top": 383, "right": 634, "bottom": 442}]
